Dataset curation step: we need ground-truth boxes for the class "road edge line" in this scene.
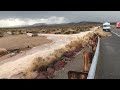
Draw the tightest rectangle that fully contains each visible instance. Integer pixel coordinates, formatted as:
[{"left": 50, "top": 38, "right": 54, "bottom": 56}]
[{"left": 111, "top": 31, "right": 120, "bottom": 37}]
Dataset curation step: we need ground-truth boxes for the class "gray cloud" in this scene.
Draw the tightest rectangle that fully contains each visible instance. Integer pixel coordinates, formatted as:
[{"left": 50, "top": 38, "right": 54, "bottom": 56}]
[
  {"left": 0, "top": 11, "right": 120, "bottom": 27},
  {"left": 0, "top": 16, "right": 68, "bottom": 27}
]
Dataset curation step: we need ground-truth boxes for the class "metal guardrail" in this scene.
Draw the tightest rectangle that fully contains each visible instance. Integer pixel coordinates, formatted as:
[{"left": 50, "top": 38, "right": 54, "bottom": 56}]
[{"left": 87, "top": 36, "right": 100, "bottom": 79}]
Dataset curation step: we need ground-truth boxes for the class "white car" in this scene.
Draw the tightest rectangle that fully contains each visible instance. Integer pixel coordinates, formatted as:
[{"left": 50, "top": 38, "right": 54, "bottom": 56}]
[{"left": 103, "top": 22, "right": 111, "bottom": 32}]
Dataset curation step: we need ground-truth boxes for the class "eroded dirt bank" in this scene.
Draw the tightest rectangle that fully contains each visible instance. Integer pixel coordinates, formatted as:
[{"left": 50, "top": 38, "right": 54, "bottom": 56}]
[{"left": 0, "top": 35, "right": 52, "bottom": 50}]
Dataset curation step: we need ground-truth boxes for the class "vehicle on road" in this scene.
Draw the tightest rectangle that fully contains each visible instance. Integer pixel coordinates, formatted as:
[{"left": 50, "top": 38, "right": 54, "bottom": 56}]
[
  {"left": 103, "top": 22, "right": 111, "bottom": 32},
  {"left": 116, "top": 22, "right": 120, "bottom": 28}
]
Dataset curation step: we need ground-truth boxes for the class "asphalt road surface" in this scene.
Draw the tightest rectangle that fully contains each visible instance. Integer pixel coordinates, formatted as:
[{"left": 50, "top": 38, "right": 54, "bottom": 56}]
[{"left": 95, "top": 26, "right": 120, "bottom": 79}]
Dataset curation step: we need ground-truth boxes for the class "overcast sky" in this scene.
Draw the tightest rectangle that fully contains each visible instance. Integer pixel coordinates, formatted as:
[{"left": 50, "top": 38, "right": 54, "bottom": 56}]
[{"left": 0, "top": 11, "right": 119, "bottom": 27}]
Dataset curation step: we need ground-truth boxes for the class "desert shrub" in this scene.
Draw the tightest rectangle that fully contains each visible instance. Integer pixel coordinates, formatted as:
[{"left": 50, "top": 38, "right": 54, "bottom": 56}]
[
  {"left": 0, "top": 48, "right": 7, "bottom": 56},
  {"left": 0, "top": 32, "right": 3, "bottom": 37},
  {"left": 30, "top": 57, "right": 46, "bottom": 72},
  {"left": 52, "top": 48, "right": 66, "bottom": 59}
]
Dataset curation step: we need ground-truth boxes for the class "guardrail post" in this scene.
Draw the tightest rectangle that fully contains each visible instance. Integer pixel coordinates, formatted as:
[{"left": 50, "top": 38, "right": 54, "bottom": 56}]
[{"left": 83, "top": 51, "right": 90, "bottom": 72}]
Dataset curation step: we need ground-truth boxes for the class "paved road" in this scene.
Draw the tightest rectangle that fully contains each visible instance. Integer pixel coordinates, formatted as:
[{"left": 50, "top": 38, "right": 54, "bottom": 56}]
[{"left": 95, "top": 26, "right": 120, "bottom": 79}]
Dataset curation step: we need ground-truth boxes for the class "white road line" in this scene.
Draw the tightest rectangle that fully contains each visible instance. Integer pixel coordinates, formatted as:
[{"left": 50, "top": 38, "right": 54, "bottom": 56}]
[{"left": 111, "top": 31, "right": 120, "bottom": 37}]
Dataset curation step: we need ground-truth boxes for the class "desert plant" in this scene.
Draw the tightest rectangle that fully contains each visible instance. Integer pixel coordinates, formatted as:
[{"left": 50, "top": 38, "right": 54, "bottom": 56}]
[
  {"left": 30, "top": 57, "right": 46, "bottom": 72},
  {"left": 0, "top": 32, "right": 3, "bottom": 37}
]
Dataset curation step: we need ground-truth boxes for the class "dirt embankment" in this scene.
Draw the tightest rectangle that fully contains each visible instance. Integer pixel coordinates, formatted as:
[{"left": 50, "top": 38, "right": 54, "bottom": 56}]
[
  {"left": 0, "top": 34, "right": 52, "bottom": 60},
  {"left": 0, "top": 34, "right": 52, "bottom": 50}
]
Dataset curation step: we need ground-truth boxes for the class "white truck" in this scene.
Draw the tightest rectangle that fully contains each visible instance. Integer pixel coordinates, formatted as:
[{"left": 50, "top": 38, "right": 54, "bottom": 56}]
[{"left": 103, "top": 22, "right": 111, "bottom": 32}]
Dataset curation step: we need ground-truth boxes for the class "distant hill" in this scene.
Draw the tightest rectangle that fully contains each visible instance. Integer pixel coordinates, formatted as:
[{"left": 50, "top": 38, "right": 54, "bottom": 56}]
[
  {"left": 110, "top": 22, "right": 116, "bottom": 25},
  {"left": 28, "top": 21, "right": 102, "bottom": 27},
  {"left": 32, "top": 23, "right": 47, "bottom": 26},
  {"left": 77, "top": 21, "right": 102, "bottom": 24},
  {"left": 0, "top": 21, "right": 102, "bottom": 28}
]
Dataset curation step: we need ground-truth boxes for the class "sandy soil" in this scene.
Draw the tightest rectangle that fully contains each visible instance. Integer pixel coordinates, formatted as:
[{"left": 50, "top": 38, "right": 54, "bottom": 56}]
[
  {"left": 0, "top": 34, "right": 53, "bottom": 65},
  {"left": 0, "top": 34, "right": 52, "bottom": 50}
]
